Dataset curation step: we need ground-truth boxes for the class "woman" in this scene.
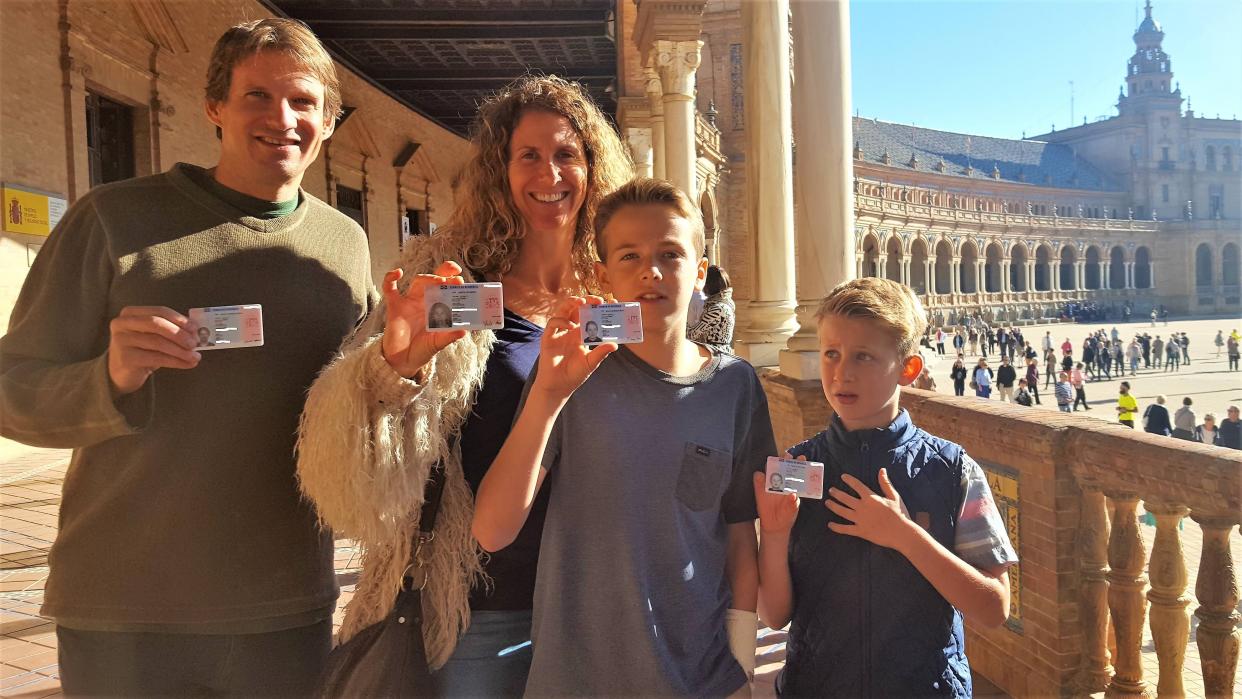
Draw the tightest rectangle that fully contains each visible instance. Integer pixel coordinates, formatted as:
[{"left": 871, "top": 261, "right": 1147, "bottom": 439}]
[
  {"left": 296, "top": 77, "right": 631, "bottom": 695},
  {"left": 1195, "top": 413, "right": 1220, "bottom": 445},
  {"left": 949, "top": 358, "right": 967, "bottom": 397},
  {"left": 913, "top": 366, "right": 937, "bottom": 391},
  {"left": 1143, "top": 395, "right": 1173, "bottom": 436},
  {"left": 1172, "top": 397, "right": 1196, "bottom": 441},
  {"left": 687, "top": 264, "right": 735, "bottom": 354},
  {"left": 1044, "top": 348, "right": 1057, "bottom": 389},
  {"left": 973, "top": 358, "right": 994, "bottom": 399},
  {"left": 1025, "top": 358, "right": 1042, "bottom": 405}
]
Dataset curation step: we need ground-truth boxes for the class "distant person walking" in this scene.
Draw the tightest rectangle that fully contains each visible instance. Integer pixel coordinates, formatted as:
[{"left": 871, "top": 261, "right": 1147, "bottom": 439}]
[
  {"left": 1071, "top": 363, "right": 1090, "bottom": 411},
  {"left": 1215, "top": 330, "right": 1225, "bottom": 357},
  {"left": 1228, "top": 333, "right": 1240, "bottom": 371},
  {"left": 1218, "top": 406, "right": 1242, "bottom": 450},
  {"left": 1117, "top": 382, "right": 1138, "bottom": 428},
  {"left": 1142, "top": 395, "right": 1172, "bottom": 437},
  {"left": 1172, "top": 397, "right": 1196, "bottom": 441}
]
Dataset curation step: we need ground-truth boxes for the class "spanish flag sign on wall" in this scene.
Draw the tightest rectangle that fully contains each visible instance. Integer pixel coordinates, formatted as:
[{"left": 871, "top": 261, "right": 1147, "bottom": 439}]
[{"left": 3, "top": 183, "right": 67, "bottom": 237}]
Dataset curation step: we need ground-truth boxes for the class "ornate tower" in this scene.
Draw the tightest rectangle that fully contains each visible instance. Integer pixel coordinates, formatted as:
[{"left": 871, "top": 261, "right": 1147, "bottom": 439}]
[{"left": 1118, "top": 0, "right": 1182, "bottom": 115}]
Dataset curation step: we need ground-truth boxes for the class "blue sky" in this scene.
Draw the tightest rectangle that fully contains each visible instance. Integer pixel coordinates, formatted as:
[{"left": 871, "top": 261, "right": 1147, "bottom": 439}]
[{"left": 850, "top": 0, "right": 1242, "bottom": 139}]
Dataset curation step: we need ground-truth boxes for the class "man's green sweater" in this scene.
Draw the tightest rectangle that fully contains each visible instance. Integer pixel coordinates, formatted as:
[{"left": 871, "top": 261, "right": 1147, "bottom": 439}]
[{"left": 0, "top": 163, "right": 374, "bottom": 632}]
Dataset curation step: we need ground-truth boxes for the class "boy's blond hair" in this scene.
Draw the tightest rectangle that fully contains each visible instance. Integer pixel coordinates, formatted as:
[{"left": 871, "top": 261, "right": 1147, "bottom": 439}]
[
  {"left": 593, "top": 178, "right": 705, "bottom": 259},
  {"left": 206, "top": 18, "right": 342, "bottom": 121},
  {"left": 815, "top": 277, "right": 928, "bottom": 358}
]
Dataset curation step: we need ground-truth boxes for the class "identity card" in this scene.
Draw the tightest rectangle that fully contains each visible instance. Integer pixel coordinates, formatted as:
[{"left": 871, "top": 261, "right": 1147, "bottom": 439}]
[
  {"left": 425, "top": 282, "right": 504, "bottom": 332},
  {"left": 764, "top": 456, "right": 826, "bottom": 499},
  {"left": 189, "top": 305, "right": 264, "bottom": 351},
  {"left": 579, "top": 302, "right": 643, "bottom": 346}
]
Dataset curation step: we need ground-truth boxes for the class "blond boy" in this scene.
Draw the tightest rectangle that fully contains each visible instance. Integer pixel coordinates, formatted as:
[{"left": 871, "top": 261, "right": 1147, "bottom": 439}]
[
  {"left": 474, "top": 179, "right": 771, "bottom": 696},
  {"left": 752, "top": 277, "right": 1016, "bottom": 697}
]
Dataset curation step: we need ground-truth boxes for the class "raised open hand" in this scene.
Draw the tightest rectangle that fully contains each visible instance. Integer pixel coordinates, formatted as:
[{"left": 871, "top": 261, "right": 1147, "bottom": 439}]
[
  {"left": 381, "top": 261, "right": 469, "bottom": 379},
  {"left": 531, "top": 296, "right": 617, "bottom": 402}
]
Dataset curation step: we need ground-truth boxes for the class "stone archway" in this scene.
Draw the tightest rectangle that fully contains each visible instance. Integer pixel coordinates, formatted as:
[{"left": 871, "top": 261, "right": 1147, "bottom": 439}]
[
  {"left": 1135, "top": 247, "right": 1152, "bottom": 289},
  {"left": 1223, "top": 243, "right": 1240, "bottom": 287},
  {"left": 935, "top": 240, "right": 953, "bottom": 294},
  {"left": 1059, "top": 246, "right": 1078, "bottom": 290},
  {"left": 984, "top": 242, "right": 1003, "bottom": 293},
  {"left": 1085, "top": 246, "right": 1102, "bottom": 289},
  {"left": 1035, "top": 244, "right": 1053, "bottom": 291},
  {"left": 910, "top": 238, "right": 929, "bottom": 294},
  {"left": 861, "top": 234, "right": 881, "bottom": 277},
  {"left": 1109, "top": 246, "right": 1126, "bottom": 288},
  {"left": 885, "top": 236, "right": 903, "bottom": 282},
  {"left": 959, "top": 241, "right": 979, "bottom": 294},
  {"left": 1010, "top": 244, "right": 1029, "bottom": 292}
]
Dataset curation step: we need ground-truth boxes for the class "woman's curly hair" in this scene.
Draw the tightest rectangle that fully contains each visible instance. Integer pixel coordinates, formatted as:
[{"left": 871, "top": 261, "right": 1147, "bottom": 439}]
[{"left": 435, "top": 75, "right": 633, "bottom": 291}]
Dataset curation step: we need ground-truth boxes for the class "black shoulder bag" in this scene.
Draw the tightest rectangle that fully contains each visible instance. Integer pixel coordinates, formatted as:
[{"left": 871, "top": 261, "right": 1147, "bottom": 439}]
[{"left": 317, "top": 463, "right": 448, "bottom": 698}]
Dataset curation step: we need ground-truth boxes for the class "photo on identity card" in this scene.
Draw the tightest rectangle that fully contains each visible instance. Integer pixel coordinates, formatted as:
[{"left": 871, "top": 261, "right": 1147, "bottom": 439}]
[
  {"left": 425, "top": 282, "right": 504, "bottom": 332},
  {"left": 188, "top": 305, "right": 264, "bottom": 350},
  {"left": 764, "top": 456, "right": 825, "bottom": 499},
  {"left": 579, "top": 302, "right": 643, "bottom": 346}
]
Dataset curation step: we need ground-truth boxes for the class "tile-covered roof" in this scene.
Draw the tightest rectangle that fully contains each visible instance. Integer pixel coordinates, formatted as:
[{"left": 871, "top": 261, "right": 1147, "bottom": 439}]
[{"left": 853, "top": 118, "right": 1125, "bottom": 192}]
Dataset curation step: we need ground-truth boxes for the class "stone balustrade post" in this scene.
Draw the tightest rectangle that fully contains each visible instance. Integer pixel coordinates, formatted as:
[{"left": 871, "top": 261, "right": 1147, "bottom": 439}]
[
  {"left": 1077, "top": 487, "right": 1114, "bottom": 692},
  {"left": 1105, "top": 493, "right": 1151, "bottom": 697},
  {"left": 1146, "top": 502, "right": 1192, "bottom": 698},
  {"left": 1191, "top": 512, "right": 1240, "bottom": 698}
]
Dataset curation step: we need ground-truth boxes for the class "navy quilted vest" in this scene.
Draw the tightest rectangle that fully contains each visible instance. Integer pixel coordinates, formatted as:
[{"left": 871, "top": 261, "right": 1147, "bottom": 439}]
[{"left": 777, "top": 410, "right": 972, "bottom": 698}]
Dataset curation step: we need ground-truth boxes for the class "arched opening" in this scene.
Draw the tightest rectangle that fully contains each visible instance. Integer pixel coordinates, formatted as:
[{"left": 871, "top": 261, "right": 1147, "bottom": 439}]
[
  {"left": 1109, "top": 246, "right": 1126, "bottom": 288},
  {"left": 1059, "top": 246, "right": 1078, "bottom": 290},
  {"left": 984, "top": 242, "right": 1003, "bottom": 293},
  {"left": 1035, "top": 245, "right": 1053, "bottom": 291},
  {"left": 1085, "top": 246, "right": 1101, "bottom": 289},
  {"left": 959, "top": 242, "right": 979, "bottom": 294},
  {"left": 934, "top": 240, "right": 953, "bottom": 294},
  {"left": 1134, "top": 247, "right": 1152, "bottom": 289},
  {"left": 1010, "top": 244, "right": 1029, "bottom": 291},
  {"left": 885, "top": 236, "right": 903, "bottom": 282},
  {"left": 699, "top": 191, "right": 718, "bottom": 262},
  {"left": 862, "top": 234, "right": 880, "bottom": 277},
  {"left": 1223, "top": 243, "right": 1240, "bottom": 286},
  {"left": 910, "top": 239, "right": 929, "bottom": 294},
  {"left": 1206, "top": 146, "right": 1217, "bottom": 171},
  {"left": 1195, "top": 243, "right": 1214, "bottom": 287}
]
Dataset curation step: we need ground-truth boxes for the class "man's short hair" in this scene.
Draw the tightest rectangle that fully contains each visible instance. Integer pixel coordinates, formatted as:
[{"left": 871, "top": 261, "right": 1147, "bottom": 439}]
[
  {"left": 815, "top": 277, "right": 928, "bottom": 358},
  {"left": 206, "top": 18, "right": 342, "bottom": 121},
  {"left": 593, "top": 178, "right": 705, "bottom": 259}
]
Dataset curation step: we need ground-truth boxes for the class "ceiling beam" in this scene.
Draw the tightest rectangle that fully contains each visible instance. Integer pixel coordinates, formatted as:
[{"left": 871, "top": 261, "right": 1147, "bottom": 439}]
[
  {"left": 311, "top": 23, "right": 608, "bottom": 41},
  {"left": 285, "top": 8, "right": 608, "bottom": 25}
]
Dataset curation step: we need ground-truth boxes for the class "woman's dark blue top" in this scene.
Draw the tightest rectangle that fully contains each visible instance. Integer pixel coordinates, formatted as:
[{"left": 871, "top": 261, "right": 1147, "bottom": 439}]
[{"left": 458, "top": 309, "right": 547, "bottom": 611}]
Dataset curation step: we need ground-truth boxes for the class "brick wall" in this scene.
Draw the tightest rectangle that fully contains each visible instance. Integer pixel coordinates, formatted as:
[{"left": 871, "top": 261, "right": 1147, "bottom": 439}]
[{"left": 0, "top": 0, "right": 470, "bottom": 330}]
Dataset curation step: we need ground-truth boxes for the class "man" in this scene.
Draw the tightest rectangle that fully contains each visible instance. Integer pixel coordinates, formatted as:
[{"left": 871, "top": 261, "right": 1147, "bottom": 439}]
[
  {"left": 1116, "top": 382, "right": 1138, "bottom": 428},
  {"left": 995, "top": 356, "right": 1016, "bottom": 402},
  {"left": 1219, "top": 406, "right": 1242, "bottom": 450},
  {"left": 0, "top": 19, "right": 373, "bottom": 695}
]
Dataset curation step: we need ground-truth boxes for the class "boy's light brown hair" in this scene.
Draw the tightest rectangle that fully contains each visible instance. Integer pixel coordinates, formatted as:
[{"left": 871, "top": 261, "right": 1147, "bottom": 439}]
[
  {"left": 815, "top": 277, "right": 928, "bottom": 358},
  {"left": 593, "top": 178, "right": 705, "bottom": 259},
  {"left": 206, "top": 18, "right": 342, "bottom": 121}
]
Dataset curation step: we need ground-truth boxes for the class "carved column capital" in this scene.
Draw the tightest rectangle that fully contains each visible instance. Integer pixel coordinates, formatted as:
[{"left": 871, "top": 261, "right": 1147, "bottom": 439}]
[{"left": 652, "top": 39, "right": 702, "bottom": 97}]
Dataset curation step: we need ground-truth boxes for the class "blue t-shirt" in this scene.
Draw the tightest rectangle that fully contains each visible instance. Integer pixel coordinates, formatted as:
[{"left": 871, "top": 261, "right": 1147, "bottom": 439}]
[{"left": 459, "top": 309, "right": 547, "bottom": 611}]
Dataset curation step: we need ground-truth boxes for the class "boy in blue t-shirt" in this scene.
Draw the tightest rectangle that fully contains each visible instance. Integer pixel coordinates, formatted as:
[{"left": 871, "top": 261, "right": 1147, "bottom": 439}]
[
  {"left": 753, "top": 277, "right": 1017, "bottom": 697},
  {"left": 474, "top": 179, "right": 773, "bottom": 697}
]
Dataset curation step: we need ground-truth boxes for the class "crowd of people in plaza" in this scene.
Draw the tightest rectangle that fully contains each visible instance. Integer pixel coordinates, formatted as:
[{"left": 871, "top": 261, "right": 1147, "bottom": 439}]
[
  {"left": 922, "top": 322, "right": 1241, "bottom": 449},
  {"left": 0, "top": 18, "right": 1020, "bottom": 699}
]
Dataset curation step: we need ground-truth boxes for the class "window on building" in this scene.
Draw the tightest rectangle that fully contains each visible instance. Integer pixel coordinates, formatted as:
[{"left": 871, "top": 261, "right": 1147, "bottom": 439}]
[
  {"left": 1161, "top": 147, "right": 1170, "bottom": 161},
  {"left": 1161, "top": 184, "right": 1169, "bottom": 203},
  {"left": 86, "top": 92, "right": 135, "bottom": 188},
  {"left": 1209, "top": 185, "right": 1224, "bottom": 219},
  {"left": 335, "top": 185, "right": 365, "bottom": 230},
  {"left": 401, "top": 208, "right": 426, "bottom": 249},
  {"left": 1206, "top": 146, "right": 1216, "bottom": 171},
  {"left": 1225, "top": 147, "right": 1234, "bottom": 172}
]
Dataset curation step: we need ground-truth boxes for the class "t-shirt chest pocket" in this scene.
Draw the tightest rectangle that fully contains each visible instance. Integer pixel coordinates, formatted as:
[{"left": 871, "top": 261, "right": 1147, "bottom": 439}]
[{"left": 675, "top": 442, "right": 731, "bottom": 512}]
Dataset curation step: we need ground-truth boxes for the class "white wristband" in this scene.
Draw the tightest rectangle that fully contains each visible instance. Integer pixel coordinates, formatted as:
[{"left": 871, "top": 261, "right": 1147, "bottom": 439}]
[{"left": 726, "top": 608, "right": 758, "bottom": 679}]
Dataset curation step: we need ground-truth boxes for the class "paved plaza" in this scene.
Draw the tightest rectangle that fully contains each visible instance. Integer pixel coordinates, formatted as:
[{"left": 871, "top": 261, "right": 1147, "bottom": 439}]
[{"left": 1, "top": 315, "right": 1239, "bottom": 698}]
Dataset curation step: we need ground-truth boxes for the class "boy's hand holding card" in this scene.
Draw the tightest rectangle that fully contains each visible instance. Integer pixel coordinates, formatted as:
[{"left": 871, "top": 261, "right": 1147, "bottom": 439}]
[
  {"left": 753, "top": 453, "right": 810, "bottom": 534},
  {"left": 533, "top": 296, "right": 617, "bottom": 402},
  {"left": 765, "top": 455, "right": 825, "bottom": 499},
  {"left": 579, "top": 303, "right": 643, "bottom": 346}
]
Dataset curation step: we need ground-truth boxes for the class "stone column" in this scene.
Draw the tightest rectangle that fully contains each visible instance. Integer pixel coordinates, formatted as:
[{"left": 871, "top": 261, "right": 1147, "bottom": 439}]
[
  {"left": 1126, "top": 262, "right": 1135, "bottom": 289},
  {"left": 1027, "top": 261, "right": 1035, "bottom": 293},
  {"left": 1149, "top": 261, "right": 1157, "bottom": 289},
  {"left": 736, "top": 0, "right": 798, "bottom": 367},
  {"left": 1146, "top": 502, "right": 1191, "bottom": 698},
  {"left": 1001, "top": 261, "right": 1011, "bottom": 293},
  {"left": 654, "top": 40, "right": 702, "bottom": 198},
  {"left": 781, "top": 0, "right": 853, "bottom": 377},
  {"left": 1102, "top": 262, "right": 1110, "bottom": 290},
  {"left": 625, "top": 127, "right": 654, "bottom": 179},
  {"left": 951, "top": 259, "right": 961, "bottom": 294},
  {"left": 1106, "top": 493, "right": 1151, "bottom": 696},
  {"left": 644, "top": 69, "right": 667, "bottom": 181},
  {"left": 1076, "top": 261, "right": 1085, "bottom": 291},
  {"left": 1191, "top": 512, "right": 1241, "bottom": 698}
]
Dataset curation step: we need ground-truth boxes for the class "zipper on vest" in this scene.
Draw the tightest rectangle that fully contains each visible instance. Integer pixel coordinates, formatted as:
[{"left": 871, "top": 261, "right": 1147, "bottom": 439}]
[{"left": 863, "top": 545, "right": 872, "bottom": 696}]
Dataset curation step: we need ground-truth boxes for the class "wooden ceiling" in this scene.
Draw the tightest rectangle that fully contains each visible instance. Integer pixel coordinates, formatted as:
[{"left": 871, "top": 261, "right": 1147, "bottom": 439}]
[{"left": 265, "top": 0, "right": 617, "bottom": 137}]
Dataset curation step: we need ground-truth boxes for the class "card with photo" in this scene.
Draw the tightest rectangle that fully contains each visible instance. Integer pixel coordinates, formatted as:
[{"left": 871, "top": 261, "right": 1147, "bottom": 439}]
[
  {"left": 764, "top": 456, "right": 825, "bottom": 499},
  {"left": 425, "top": 282, "right": 504, "bottom": 332},
  {"left": 188, "top": 305, "right": 264, "bottom": 351},
  {"left": 579, "top": 302, "right": 643, "bottom": 346}
]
